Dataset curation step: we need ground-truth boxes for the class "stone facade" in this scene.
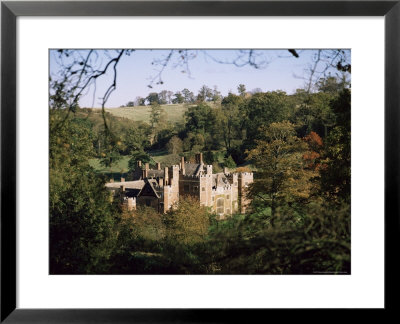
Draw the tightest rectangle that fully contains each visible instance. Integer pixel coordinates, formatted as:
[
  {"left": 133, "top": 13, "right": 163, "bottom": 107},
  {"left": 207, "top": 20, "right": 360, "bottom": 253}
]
[{"left": 106, "top": 153, "right": 253, "bottom": 218}]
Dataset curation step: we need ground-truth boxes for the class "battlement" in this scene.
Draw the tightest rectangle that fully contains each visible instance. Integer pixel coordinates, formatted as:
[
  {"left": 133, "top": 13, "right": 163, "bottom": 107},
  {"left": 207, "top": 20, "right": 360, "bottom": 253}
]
[
  {"left": 200, "top": 173, "right": 212, "bottom": 178},
  {"left": 238, "top": 172, "right": 253, "bottom": 176},
  {"left": 212, "top": 184, "right": 232, "bottom": 194},
  {"left": 181, "top": 174, "right": 201, "bottom": 180}
]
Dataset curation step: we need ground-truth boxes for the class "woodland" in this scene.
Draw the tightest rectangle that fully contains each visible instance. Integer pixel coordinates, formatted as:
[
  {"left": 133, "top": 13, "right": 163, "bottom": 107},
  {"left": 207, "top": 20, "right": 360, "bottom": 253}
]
[{"left": 49, "top": 50, "right": 351, "bottom": 274}]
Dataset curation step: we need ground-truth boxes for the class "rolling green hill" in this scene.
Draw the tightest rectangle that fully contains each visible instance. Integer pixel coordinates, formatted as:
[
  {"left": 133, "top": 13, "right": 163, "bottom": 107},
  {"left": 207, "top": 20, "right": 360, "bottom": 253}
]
[{"left": 104, "top": 104, "right": 190, "bottom": 124}]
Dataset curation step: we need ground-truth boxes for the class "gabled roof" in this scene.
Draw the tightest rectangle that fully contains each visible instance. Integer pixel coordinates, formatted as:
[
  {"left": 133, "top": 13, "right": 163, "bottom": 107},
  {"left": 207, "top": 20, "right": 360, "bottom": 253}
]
[
  {"left": 184, "top": 163, "right": 204, "bottom": 176},
  {"left": 137, "top": 179, "right": 161, "bottom": 198},
  {"left": 125, "top": 188, "right": 142, "bottom": 198}
]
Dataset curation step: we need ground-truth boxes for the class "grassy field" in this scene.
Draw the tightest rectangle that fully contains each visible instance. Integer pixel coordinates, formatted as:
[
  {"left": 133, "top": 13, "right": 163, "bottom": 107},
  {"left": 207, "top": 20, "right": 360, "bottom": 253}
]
[
  {"left": 104, "top": 104, "right": 189, "bottom": 124},
  {"left": 89, "top": 155, "right": 131, "bottom": 174},
  {"left": 89, "top": 151, "right": 181, "bottom": 180}
]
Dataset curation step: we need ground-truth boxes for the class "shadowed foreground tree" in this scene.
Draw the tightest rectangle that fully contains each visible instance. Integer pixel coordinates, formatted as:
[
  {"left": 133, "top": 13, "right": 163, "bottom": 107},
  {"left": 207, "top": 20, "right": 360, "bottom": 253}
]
[
  {"left": 109, "top": 197, "right": 211, "bottom": 274},
  {"left": 207, "top": 199, "right": 350, "bottom": 274},
  {"left": 320, "top": 89, "right": 351, "bottom": 201},
  {"left": 50, "top": 112, "right": 119, "bottom": 274}
]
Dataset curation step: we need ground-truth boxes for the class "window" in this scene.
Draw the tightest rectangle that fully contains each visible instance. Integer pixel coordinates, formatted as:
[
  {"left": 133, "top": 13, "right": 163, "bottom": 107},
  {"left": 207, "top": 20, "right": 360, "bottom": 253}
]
[
  {"left": 226, "top": 195, "right": 230, "bottom": 199},
  {"left": 202, "top": 187, "right": 205, "bottom": 191},
  {"left": 145, "top": 199, "right": 151, "bottom": 206},
  {"left": 184, "top": 184, "right": 189, "bottom": 192},
  {"left": 193, "top": 186, "right": 199, "bottom": 192}
]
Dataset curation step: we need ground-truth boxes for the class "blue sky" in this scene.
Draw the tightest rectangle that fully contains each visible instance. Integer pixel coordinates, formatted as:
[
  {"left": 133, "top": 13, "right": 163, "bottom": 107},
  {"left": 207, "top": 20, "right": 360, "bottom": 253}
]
[{"left": 49, "top": 49, "right": 350, "bottom": 108}]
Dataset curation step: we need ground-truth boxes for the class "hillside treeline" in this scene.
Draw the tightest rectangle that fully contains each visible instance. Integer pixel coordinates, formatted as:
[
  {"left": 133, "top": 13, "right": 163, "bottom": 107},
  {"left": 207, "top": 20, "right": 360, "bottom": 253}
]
[{"left": 50, "top": 76, "right": 350, "bottom": 274}]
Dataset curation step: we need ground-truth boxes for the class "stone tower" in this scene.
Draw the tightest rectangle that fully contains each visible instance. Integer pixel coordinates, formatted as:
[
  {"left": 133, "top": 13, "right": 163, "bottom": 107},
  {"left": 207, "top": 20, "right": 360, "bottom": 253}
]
[{"left": 238, "top": 172, "right": 253, "bottom": 213}]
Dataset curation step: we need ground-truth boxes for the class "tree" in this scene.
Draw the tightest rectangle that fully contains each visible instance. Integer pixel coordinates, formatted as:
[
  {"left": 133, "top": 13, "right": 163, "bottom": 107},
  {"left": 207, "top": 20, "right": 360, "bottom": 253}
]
[
  {"left": 50, "top": 113, "right": 118, "bottom": 274},
  {"left": 182, "top": 88, "right": 195, "bottom": 103},
  {"left": 123, "top": 124, "right": 151, "bottom": 155},
  {"left": 317, "top": 76, "right": 349, "bottom": 95},
  {"left": 212, "top": 86, "right": 222, "bottom": 103},
  {"left": 172, "top": 91, "right": 184, "bottom": 104},
  {"left": 184, "top": 103, "right": 215, "bottom": 135},
  {"left": 150, "top": 103, "right": 163, "bottom": 129},
  {"left": 146, "top": 92, "right": 160, "bottom": 105},
  {"left": 294, "top": 91, "right": 336, "bottom": 137},
  {"left": 183, "top": 132, "right": 205, "bottom": 153},
  {"left": 135, "top": 96, "right": 146, "bottom": 106},
  {"left": 237, "top": 84, "right": 246, "bottom": 97},
  {"left": 303, "top": 131, "right": 323, "bottom": 170},
  {"left": 197, "top": 85, "right": 213, "bottom": 102},
  {"left": 218, "top": 93, "right": 244, "bottom": 151},
  {"left": 163, "top": 197, "right": 210, "bottom": 245},
  {"left": 242, "top": 91, "right": 295, "bottom": 146},
  {"left": 166, "top": 135, "right": 183, "bottom": 154},
  {"left": 126, "top": 101, "right": 135, "bottom": 107},
  {"left": 149, "top": 102, "right": 167, "bottom": 144},
  {"left": 319, "top": 89, "right": 351, "bottom": 201},
  {"left": 166, "top": 90, "right": 174, "bottom": 104},
  {"left": 247, "top": 121, "right": 312, "bottom": 223},
  {"left": 128, "top": 150, "right": 153, "bottom": 171},
  {"left": 158, "top": 90, "right": 169, "bottom": 104},
  {"left": 223, "top": 155, "right": 236, "bottom": 169}
]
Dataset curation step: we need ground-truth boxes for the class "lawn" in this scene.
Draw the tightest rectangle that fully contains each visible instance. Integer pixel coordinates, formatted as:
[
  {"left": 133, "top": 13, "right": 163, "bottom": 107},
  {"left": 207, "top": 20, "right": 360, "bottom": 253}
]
[
  {"left": 89, "top": 155, "right": 131, "bottom": 174},
  {"left": 89, "top": 151, "right": 181, "bottom": 180}
]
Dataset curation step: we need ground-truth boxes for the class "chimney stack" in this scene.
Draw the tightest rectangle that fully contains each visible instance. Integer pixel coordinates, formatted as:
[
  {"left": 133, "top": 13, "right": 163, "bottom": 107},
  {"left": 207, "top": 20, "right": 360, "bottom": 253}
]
[
  {"left": 156, "top": 162, "right": 161, "bottom": 170},
  {"left": 224, "top": 167, "right": 229, "bottom": 174},
  {"left": 164, "top": 167, "right": 169, "bottom": 185},
  {"left": 181, "top": 156, "right": 185, "bottom": 175},
  {"left": 137, "top": 160, "right": 142, "bottom": 168},
  {"left": 158, "top": 177, "right": 163, "bottom": 187},
  {"left": 199, "top": 152, "right": 203, "bottom": 165},
  {"left": 142, "top": 163, "right": 149, "bottom": 178}
]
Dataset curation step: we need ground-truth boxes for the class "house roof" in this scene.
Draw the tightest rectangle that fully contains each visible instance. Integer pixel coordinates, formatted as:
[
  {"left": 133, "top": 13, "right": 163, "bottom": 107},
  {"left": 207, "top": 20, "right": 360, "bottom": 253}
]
[
  {"left": 105, "top": 180, "right": 145, "bottom": 190},
  {"left": 184, "top": 163, "right": 203, "bottom": 176},
  {"left": 147, "top": 170, "right": 164, "bottom": 178},
  {"left": 137, "top": 178, "right": 162, "bottom": 198},
  {"left": 125, "top": 188, "right": 142, "bottom": 198}
]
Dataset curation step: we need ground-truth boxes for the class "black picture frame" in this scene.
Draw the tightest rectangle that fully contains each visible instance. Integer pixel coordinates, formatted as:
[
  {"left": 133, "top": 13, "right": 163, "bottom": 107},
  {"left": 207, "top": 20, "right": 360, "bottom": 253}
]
[{"left": 1, "top": 0, "right": 399, "bottom": 322}]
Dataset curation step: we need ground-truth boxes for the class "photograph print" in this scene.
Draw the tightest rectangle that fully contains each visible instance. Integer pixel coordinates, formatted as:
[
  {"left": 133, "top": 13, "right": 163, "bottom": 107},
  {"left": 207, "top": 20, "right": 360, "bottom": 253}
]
[{"left": 49, "top": 49, "right": 351, "bottom": 274}]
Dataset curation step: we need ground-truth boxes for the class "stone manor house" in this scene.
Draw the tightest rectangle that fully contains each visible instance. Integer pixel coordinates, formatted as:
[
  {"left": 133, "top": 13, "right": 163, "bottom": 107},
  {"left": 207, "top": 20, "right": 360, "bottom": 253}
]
[{"left": 105, "top": 153, "right": 253, "bottom": 218}]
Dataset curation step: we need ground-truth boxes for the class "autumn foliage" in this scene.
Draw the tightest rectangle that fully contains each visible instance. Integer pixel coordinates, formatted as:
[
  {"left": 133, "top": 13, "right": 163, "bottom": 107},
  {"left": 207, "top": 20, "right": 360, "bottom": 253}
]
[{"left": 303, "top": 131, "right": 324, "bottom": 170}]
